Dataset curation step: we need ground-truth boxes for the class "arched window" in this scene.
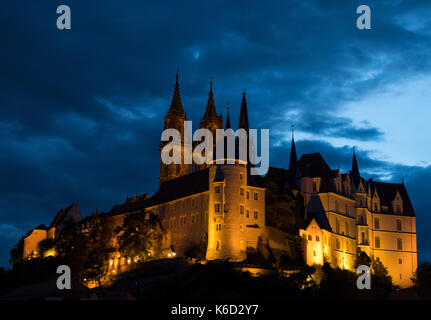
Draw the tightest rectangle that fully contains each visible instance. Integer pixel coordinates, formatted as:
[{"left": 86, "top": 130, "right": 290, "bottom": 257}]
[
  {"left": 374, "top": 218, "right": 380, "bottom": 229},
  {"left": 216, "top": 240, "right": 221, "bottom": 251},
  {"left": 375, "top": 236, "right": 380, "bottom": 248}
]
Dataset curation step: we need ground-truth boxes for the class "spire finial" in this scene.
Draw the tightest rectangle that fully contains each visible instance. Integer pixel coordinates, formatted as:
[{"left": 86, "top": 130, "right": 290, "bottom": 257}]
[
  {"left": 225, "top": 103, "right": 231, "bottom": 129},
  {"left": 291, "top": 124, "right": 295, "bottom": 139}
]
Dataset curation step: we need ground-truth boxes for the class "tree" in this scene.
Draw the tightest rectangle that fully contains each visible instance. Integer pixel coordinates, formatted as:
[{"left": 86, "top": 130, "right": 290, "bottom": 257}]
[
  {"left": 81, "top": 216, "right": 114, "bottom": 285},
  {"left": 412, "top": 262, "right": 431, "bottom": 290},
  {"left": 370, "top": 257, "right": 393, "bottom": 296},
  {"left": 185, "top": 233, "right": 208, "bottom": 261},
  {"left": 36, "top": 238, "right": 56, "bottom": 258},
  {"left": 115, "top": 211, "right": 163, "bottom": 263},
  {"left": 264, "top": 180, "right": 305, "bottom": 234},
  {"left": 9, "top": 238, "right": 24, "bottom": 266},
  {"left": 355, "top": 249, "right": 371, "bottom": 268}
]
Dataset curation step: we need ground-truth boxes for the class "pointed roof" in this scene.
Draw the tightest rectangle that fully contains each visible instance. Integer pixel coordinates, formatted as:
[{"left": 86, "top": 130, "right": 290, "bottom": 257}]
[
  {"left": 351, "top": 149, "right": 360, "bottom": 177},
  {"left": 239, "top": 92, "right": 249, "bottom": 132},
  {"left": 168, "top": 71, "right": 185, "bottom": 115},
  {"left": 203, "top": 79, "right": 218, "bottom": 120},
  {"left": 288, "top": 132, "right": 297, "bottom": 172},
  {"left": 213, "top": 165, "right": 225, "bottom": 182},
  {"left": 225, "top": 108, "right": 231, "bottom": 129}
]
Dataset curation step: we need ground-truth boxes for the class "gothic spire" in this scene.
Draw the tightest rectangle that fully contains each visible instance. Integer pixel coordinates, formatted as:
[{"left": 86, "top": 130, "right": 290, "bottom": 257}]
[
  {"left": 239, "top": 91, "right": 249, "bottom": 132},
  {"left": 352, "top": 148, "right": 360, "bottom": 177},
  {"left": 203, "top": 78, "right": 217, "bottom": 119},
  {"left": 168, "top": 70, "right": 185, "bottom": 115},
  {"left": 225, "top": 107, "right": 231, "bottom": 130},
  {"left": 288, "top": 126, "right": 297, "bottom": 172}
]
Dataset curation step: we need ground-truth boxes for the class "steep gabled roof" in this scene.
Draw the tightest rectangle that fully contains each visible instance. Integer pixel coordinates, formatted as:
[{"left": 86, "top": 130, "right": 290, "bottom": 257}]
[
  {"left": 369, "top": 181, "right": 415, "bottom": 217},
  {"left": 49, "top": 203, "right": 80, "bottom": 228},
  {"left": 302, "top": 211, "right": 332, "bottom": 232},
  {"left": 297, "top": 153, "right": 332, "bottom": 178}
]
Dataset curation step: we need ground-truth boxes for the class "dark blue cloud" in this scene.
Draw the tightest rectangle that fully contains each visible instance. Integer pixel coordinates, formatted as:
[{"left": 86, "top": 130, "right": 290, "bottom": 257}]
[{"left": 1, "top": 0, "right": 430, "bottom": 267}]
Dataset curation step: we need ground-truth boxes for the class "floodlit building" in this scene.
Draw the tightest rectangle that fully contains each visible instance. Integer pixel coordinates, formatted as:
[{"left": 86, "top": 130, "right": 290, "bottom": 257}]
[{"left": 20, "top": 74, "right": 418, "bottom": 288}]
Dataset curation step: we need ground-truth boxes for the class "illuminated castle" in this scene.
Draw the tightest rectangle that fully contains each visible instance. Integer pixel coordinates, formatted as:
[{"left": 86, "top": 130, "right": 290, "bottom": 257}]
[{"left": 22, "top": 74, "right": 418, "bottom": 287}]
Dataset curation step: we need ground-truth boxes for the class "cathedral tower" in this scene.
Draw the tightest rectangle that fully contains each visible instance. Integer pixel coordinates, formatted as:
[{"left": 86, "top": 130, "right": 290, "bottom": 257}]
[
  {"left": 159, "top": 72, "right": 191, "bottom": 184},
  {"left": 195, "top": 79, "right": 223, "bottom": 172}
]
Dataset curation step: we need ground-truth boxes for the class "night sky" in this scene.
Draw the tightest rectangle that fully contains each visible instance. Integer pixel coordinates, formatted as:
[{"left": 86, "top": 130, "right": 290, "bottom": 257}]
[{"left": 1, "top": 0, "right": 430, "bottom": 268}]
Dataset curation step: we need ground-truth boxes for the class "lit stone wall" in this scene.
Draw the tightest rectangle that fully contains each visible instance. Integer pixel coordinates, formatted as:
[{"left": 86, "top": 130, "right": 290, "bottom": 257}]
[
  {"left": 207, "top": 163, "right": 266, "bottom": 261},
  {"left": 23, "top": 229, "right": 47, "bottom": 259}
]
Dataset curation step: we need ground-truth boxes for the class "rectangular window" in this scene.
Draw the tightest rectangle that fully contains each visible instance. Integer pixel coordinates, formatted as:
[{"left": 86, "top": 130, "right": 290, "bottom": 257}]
[
  {"left": 246, "top": 191, "right": 250, "bottom": 200},
  {"left": 397, "top": 219, "right": 402, "bottom": 231},
  {"left": 374, "top": 218, "right": 380, "bottom": 229},
  {"left": 240, "top": 205, "right": 244, "bottom": 215},
  {"left": 215, "top": 203, "right": 221, "bottom": 213},
  {"left": 361, "top": 232, "right": 365, "bottom": 244},
  {"left": 254, "top": 210, "right": 258, "bottom": 219},
  {"left": 399, "top": 258, "right": 403, "bottom": 264},
  {"left": 375, "top": 237, "right": 380, "bottom": 248},
  {"left": 216, "top": 223, "right": 222, "bottom": 231},
  {"left": 254, "top": 192, "right": 258, "bottom": 200},
  {"left": 216, "top": 240, "right": 221, "bottom": 251},
  {"left": 246, "top": 210, "right": 250, "bottom": 218},
  {"left": 397, "top": 238, "right": 403, "bottom": 250},
  {"left": 240, "top": 188, "right": 244, "bottom": 196}
]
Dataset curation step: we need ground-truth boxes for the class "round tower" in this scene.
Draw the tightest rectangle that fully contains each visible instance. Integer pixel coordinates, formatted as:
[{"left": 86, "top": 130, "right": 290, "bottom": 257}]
[{"left": 206, "top": 161, "right": 248, "bottom": 261}]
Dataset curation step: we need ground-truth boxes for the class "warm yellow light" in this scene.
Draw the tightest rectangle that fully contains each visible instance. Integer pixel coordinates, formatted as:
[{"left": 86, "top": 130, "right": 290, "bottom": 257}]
[
  {"left": 44, "top": 249, "right": 56, "bottom": 258},
  {"left": 127, "top": 258, "right": 131, "bottom": 264},
  {"left": 172, "top": 252, "right": 176, "bottom": 256},
  {"left": 168, "top": 253, "right": 172, "bottom": 257}
]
